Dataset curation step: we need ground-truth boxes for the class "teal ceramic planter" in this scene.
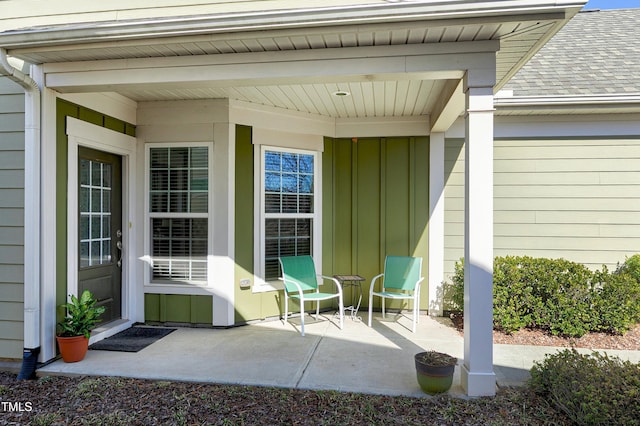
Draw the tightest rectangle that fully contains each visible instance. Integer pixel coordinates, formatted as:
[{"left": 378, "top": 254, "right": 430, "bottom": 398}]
[{"left": 415, "top": 352, "right": 456, "bottom": 395}]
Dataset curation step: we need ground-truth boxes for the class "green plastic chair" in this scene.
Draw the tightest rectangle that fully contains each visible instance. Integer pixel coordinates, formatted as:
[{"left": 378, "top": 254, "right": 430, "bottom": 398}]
[
  {"left": 279, "top": 255, "right": 344, "bottom": 336},
  {"left": 368, "top": 256, "right": 424, "bottom": 333}
]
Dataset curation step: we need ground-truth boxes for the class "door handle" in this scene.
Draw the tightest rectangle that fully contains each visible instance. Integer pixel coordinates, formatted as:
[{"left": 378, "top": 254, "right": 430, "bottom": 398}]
[{"left": 116, "top": 239, "right": 123, "bottom": 267}]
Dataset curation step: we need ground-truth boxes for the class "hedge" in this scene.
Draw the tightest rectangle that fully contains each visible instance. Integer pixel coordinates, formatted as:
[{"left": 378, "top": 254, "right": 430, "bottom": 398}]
[{"left": 450, "top": 255, "right": 640, "bottom": 337}]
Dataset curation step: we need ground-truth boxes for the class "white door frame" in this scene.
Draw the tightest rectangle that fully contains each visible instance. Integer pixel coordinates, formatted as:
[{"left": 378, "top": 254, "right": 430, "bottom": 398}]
[{"left": 66, "top": 117, "right": 139, "bottom": 343}]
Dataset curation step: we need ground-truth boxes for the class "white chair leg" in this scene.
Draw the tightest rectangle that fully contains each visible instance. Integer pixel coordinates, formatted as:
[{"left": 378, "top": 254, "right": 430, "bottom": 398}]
[
  {"left": 368, "top": 293, "right": 374, "bottom": 327},
  {"left": 315, "top": 300, "right": 320, "bottom": 321},
  {"left": 412, "top": 296, "right": 417, "bottom": 333},
  {"left": 300, "top": 299, "right": 305, "bottom": 336},
  {"left": 284, "top": 295, "right": 289, "bottom": 325},
  {"left": 382, "top": 297, "right": 386, "bottom": 319},
  {"left": 338, "top": 294, "right": 344, "bottom": 330},
  {"left": 416, "top": 287, "right": 421, "bottom": 324}
]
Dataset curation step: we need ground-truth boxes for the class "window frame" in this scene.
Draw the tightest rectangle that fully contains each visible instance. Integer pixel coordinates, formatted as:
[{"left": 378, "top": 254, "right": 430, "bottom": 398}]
[
  {"left": 254, "top": 145, "right": 322, "bottom": 292},
  {"left": 144, "top": 142, "right": 214, "bottom": 292}
]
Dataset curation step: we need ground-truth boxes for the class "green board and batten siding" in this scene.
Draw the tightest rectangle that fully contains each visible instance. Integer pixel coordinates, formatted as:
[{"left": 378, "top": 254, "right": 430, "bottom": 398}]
[
  {"left": 233, "top": 127, "right": 430, "bottom": 323},
  {"left": 444, "top": 137, "right": 640, "bottom": 298},
  {"left": 0, "top": 75, "right": 25, "bottom": 359},
  {"left": 323, "top": 137, "right": 430, "bottom": 309},
  {"left": 144, "top": 294, "right": 212, "bottom": 324}
]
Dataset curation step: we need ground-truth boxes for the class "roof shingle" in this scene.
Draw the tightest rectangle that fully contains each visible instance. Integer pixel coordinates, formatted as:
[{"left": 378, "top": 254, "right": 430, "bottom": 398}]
[{"left": 503, "top": 9, "right": 640, "bottom": 97}]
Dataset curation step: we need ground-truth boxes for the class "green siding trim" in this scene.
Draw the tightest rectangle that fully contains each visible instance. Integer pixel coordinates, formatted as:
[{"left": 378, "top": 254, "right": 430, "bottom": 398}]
[
  {"left": 144, "top": 294, "right": 212, "bottom": 324},
  {"left": 322, "top": 136, "right": 429, "bottom": 309},
  {"left": 233, "top": 124, "right": 260, "bottom": 322},
  {"left": 55, "top": 99, "right": 135, "bottom": 320}
]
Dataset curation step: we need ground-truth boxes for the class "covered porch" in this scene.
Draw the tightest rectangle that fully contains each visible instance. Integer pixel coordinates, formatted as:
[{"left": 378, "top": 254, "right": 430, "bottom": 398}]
[{"left": 0, "top": 0, "right": 586, "bottom": 398}]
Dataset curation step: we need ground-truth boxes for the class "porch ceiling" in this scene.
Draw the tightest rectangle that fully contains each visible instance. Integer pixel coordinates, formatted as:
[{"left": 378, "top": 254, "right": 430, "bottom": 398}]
[{"left": 1, "top": 1, "right": 585, "bottom": 120}]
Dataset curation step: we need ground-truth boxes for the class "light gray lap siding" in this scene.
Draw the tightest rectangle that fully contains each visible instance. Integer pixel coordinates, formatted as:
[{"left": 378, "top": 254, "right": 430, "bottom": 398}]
[
  {"left": 0, "top": 75, "right": 25, "bottom": 359},
  {"left": 444, "top": 137, "right": 640, "bottom": 292}
]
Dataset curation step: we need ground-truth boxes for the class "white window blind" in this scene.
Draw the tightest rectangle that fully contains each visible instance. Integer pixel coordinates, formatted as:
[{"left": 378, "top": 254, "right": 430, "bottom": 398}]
[{"left": 149, "top": 146, "right": 209, "bottom": 285}]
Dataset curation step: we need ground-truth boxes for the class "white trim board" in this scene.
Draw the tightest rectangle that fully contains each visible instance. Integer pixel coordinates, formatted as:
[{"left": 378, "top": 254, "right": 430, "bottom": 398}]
[
  {"left": 446, "top": 114, "right": 640, "bottom": 139},
  {"left": 66, "top": 117, "right": 140, "bottom": 344}
]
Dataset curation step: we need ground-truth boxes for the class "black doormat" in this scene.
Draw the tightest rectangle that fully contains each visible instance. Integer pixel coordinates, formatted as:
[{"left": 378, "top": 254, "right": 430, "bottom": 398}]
[{"left": 89, "top": 326, "right": 176, "bottom": 353}]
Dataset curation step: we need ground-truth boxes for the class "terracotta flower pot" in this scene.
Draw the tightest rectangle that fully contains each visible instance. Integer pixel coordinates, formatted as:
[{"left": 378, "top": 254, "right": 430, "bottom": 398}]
[
  {"left": 56, "top": 335, "right": 89, "bottom": 363},
  {"left": 414, "top": 351, "right": 456, "bottom": 395}
]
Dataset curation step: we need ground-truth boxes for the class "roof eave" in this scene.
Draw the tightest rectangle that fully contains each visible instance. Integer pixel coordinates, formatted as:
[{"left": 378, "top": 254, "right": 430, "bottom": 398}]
[
  {"left": 494, "top": 94, "right": 640, "bottom": 113},
  {"left": 0, "top": 1, "right": 586, "bottom": 50}
]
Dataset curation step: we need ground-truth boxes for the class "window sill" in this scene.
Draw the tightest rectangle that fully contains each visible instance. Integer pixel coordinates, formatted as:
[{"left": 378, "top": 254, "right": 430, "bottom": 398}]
[{"left": 144, "top": 284, "right": 215, "bottom": 296}]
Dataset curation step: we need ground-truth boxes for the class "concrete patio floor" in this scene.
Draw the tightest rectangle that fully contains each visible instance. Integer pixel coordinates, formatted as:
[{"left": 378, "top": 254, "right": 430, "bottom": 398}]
[{"left": 32, "top": 312, "right": 640, "bottom": 398}]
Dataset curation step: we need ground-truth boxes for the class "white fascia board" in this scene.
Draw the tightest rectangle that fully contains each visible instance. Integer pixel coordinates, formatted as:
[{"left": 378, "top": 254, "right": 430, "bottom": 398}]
[
  {"left": 0, "top": 1, "right": 584, "bottom": 49},
  {"left": 495, "top": 94, "right": 640, "bottom": 108},
  {"left": 446, "top": 113, "right": 640, "bottom": 139}
]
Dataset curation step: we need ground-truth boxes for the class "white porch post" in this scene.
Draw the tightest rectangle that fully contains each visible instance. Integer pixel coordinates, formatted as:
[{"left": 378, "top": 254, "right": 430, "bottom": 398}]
[
  {"left": 428, "top": 132, "right": 445, "bottom": 316},
  {"left": 461, "top": 75, "right": 496, "bottom": 396}
]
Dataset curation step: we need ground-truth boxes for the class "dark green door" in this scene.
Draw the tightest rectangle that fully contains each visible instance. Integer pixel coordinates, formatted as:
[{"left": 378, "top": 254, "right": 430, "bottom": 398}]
[{"left": 78, "top": 146, "right": 123, "bottom": 323}]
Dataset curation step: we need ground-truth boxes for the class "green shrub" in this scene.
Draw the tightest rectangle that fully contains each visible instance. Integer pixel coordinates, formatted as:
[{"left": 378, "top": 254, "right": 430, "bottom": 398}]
[
  {"left": 492, "top": 256, "right": 536, "bottom": 333},
  {"left": 529, "top": 349, "right": 640, "bottom": 425},
  {"left": 616, "top": 253, "right": 640, "bottom": 283},
  {"left": 450, "top": 255, "right": 640, "bottom": 337},
  {"left": 593, "top": 267, "right": 640, "bottom": 334},
  {"left": 450, "top": 259, "right": 464, "bottom": 311}
]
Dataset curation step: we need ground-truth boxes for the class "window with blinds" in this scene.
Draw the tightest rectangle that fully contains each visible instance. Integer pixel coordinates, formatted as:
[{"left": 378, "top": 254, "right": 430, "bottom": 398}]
[
  {"left": 148, "top": 146, "right": 209, "bottom": 284},
  {"left": 262, "top": 148, "right": 316, "bottom": 281}
]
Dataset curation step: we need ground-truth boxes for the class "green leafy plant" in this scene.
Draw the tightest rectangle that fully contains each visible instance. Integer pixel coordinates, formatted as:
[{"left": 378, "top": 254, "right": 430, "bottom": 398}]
[
  {"left": 450, "top": 255, "right": 640, "bottom": 337},
  {"left": 593, "top": 266, "right": 640, "bottom": 334},
  {"left": 57, "top": 290, "right": 105, "bottom": 338},
  {"left": 450, "top": 258, "right": 464, "bottom": 311},
  {"left": 616, "top": 253, "right": 640, "bottom": 283},
  {"left": 529, "top": 349, "right": 640, "bottom": 425}
]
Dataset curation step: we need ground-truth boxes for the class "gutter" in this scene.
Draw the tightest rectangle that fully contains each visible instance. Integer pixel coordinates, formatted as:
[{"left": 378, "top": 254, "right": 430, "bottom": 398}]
[
  {"left": 0, "top": 48, "right": 41, "bottom": 379},
  {"left": 0, "top": 1, "right": 586, "bottom": 49},
  {"left": 494, "top": 93, "right": 640, "bottom": 111}
]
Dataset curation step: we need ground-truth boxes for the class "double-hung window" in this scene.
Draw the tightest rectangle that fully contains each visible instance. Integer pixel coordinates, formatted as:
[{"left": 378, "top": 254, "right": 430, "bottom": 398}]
[
  {"left": 147, "top": 145, "right": 210, "bottom": 286},
  {"left": 260, "top": 146, "right": 319, "bottom": 284}
]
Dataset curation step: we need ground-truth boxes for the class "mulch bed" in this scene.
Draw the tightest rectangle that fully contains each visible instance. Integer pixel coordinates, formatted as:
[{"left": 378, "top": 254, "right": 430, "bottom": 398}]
[
  {"left": 448, "top": 312, "right": 640, "bottom": 351},
  {"left": 0, "top": 373, "right": 569, "bottom": 425}
]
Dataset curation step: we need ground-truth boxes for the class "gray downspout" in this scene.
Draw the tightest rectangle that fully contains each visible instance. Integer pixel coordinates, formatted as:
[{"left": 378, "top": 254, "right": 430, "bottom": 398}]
[{"left": 0, "top": 48, "right": 42, "bottom": 379}]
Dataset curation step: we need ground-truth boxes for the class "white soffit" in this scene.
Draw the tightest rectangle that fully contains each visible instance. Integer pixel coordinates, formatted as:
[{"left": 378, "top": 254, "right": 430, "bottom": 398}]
[{"left": 0, "top": 1, "right": 586, "bottom": 120}]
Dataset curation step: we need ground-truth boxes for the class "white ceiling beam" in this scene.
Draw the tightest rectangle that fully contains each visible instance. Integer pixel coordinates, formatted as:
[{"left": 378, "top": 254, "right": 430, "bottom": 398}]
[
  {"left": 45, "top": 41, "right": 499, "bottom": 92},
  {"left": 44, "top": 40, "right": 500, "bottom": 72},
  {"left": 430, "top": 79, "right": 465, "bottom": 133}
]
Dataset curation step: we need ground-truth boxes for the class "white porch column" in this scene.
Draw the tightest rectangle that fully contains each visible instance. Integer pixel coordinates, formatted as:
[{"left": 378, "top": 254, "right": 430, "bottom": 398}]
[
  {"left": 428, "top": 132, "right": 445, "bottom": 316},
  {"left": 461, "top": 76, "right": 496, "bottom": 396},
  {"left": 211, "top": 122, "right": 235, "bottom": 326}
]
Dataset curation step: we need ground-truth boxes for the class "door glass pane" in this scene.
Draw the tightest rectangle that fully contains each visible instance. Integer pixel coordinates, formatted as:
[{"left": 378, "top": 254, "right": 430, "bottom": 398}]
[{"left": 79, "top": 159, "right": 113, "bottom": 268}]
